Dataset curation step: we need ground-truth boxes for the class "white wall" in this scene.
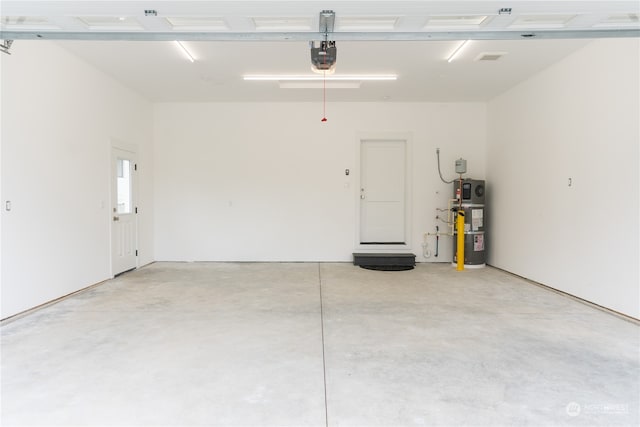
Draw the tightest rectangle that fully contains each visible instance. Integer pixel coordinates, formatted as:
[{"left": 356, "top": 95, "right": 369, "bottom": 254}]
[
  {"left": 487, "top": 38, "right": 640, "bottom": 319},
  {"left": 1, "top": 41, "right": 154, "bottom": 319},
  {"left": 154, "top": 102, "right": 486, "bottom": 262},
  {"left": 8, "top": 38, "right": 634, "bottom": 320}
]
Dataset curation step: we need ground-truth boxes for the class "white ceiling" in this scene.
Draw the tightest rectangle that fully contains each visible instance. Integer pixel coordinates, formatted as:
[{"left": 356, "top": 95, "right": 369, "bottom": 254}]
[
  {"left": 54, "top": 38, "right": 592, "bottom": 102},
  {"left": 1, "top": 1, "right": 638, "bottom": 102}
]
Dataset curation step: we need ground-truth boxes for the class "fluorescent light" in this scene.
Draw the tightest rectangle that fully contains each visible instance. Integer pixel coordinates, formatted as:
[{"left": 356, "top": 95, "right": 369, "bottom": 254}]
[
  {"left": 447, "top": 40, "right": 470, "bottom": 63},
  {"left": 244, "top": 74, "right": 397, "bottom": 81},
  {"left": 174, "top": 41, "right": 195, "bottom": 62},
  {"left": 279, "top": 81, "right": 362, "bottom": 89}
]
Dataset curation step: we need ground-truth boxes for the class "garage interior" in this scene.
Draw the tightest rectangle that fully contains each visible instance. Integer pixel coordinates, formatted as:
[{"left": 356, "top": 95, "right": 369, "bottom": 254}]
[{"left": 1, "top": 1, "right": 639, "bottom": 425}]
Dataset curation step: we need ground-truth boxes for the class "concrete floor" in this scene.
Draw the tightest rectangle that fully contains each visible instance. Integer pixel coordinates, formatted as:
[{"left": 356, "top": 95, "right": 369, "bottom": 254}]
[{"left": 1, "top": 263, "right": 638, "bottom": 426}]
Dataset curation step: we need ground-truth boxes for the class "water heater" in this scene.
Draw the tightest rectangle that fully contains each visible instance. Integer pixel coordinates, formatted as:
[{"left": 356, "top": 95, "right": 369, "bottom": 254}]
[{"left": 453, "top": 179, "right": 486, "bottom": 268}]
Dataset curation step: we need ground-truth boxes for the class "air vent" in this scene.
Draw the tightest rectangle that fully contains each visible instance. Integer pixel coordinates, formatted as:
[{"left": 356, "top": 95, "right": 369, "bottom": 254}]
[{"left": 475, "top": 52, "right": 507, "bottom": 61}]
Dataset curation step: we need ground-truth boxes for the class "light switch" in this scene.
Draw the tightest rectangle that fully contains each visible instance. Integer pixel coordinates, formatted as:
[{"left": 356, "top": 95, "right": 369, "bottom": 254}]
[{"left": 5, "top": 201, "right": 11, "bottom": 211}]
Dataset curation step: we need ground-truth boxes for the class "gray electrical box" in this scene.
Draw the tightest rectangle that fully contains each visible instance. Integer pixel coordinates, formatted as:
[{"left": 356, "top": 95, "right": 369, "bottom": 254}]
[{"left": 455, "top": 158, "right": 467, "bottom": 174}]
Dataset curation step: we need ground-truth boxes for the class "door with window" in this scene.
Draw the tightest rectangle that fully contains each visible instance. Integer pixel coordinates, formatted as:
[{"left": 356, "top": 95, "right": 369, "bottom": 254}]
[
  {"left": 111, "top": 147, "right": 137, "bottom": 276},
  {"left": 360, "top": 139, "right": 407, "bottom": 244}
]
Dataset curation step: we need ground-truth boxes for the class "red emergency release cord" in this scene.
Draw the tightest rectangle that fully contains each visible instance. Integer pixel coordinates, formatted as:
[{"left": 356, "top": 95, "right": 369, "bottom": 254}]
[
  {"left": 321, "top": 71, "right": 327, "bottom": 122},
  {"left": 321, "top": 47, "right": 327, "bottom": 122}
]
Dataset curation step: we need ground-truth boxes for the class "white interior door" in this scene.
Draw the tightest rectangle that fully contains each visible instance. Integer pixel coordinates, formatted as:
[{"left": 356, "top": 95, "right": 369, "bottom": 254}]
[
  {"left": 111, "top": 147, "right": 137, "bottom": 276},
  {"left": 360, "top": 139, "right": 406, "bottom": 244}
]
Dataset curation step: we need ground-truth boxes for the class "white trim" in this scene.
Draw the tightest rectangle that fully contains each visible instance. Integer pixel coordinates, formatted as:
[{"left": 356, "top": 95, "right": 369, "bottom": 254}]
[{"left": 111, "top": 138, "right": 137, "bottom": 154}]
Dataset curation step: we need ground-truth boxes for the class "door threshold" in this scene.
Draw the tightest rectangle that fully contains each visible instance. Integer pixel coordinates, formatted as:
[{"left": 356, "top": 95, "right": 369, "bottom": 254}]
[{"left": 114, "top": 267, "right": 136, "bottom": 277}]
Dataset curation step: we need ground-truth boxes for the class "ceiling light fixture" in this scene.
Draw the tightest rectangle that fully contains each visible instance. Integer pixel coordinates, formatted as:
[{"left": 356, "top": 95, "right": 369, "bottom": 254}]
[
  {"left": 244, "top": 75, "right": 397, "bottom": 81},
  {"left": 447, "top": 40, "right": 470, "bottom": 63},
  {"left": 279, "top": 81, "right": 361, "bottom": 89},
  {"left": 174, "top": 41, "right": 195, "bottom": 62}
]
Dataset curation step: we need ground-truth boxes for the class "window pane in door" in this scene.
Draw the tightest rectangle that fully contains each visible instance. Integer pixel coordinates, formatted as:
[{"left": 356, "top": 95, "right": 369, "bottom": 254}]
[{"left": 117, "top": 158, "right": 132, "bottom": 214}]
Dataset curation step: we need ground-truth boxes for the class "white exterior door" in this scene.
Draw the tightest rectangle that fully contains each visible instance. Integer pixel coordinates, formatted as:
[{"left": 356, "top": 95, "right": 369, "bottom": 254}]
[
  {"left": 360, "top": 139, "right": 406, "bottom": 244},
  {"left": 111, "top": 147, "right": 137, "bottom": 276}
]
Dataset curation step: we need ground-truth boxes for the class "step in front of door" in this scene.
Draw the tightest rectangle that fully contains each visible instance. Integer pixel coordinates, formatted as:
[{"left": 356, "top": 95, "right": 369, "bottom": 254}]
[{"left": 353, "top": 253, "right": 416, "bottom": 267}]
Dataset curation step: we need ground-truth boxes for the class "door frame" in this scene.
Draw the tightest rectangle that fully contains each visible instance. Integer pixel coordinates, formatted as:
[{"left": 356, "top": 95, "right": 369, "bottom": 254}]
[
  {"left": 354, "top": 132, "right": 413, "bottom": 252},
  {"left": 110, "top": 139, "right": 139, "bottom": 277}
]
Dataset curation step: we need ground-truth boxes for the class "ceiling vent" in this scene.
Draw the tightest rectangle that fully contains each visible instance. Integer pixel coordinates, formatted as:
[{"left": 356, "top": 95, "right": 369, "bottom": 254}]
[{"left": 475, "top": 52, "right": 507, "bottom": 61}]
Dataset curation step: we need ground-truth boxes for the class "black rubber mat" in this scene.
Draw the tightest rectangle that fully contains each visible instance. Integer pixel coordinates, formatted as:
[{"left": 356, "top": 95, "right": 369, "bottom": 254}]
[{"left": 359, "top": 265, "right": 415, "bottom": 271}]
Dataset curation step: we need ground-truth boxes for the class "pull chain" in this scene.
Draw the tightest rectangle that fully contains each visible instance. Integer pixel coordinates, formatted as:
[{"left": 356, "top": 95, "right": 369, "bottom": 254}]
[
  {"left": 321, "top": 69, "right": 327, "bottom": 122},
  {"left": 321, "top": 39, "right": 328, "bottom": 122}
]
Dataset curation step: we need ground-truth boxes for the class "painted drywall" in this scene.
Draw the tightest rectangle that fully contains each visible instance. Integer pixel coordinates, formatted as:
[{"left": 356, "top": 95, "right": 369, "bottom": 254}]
[
  {"left": 1, "top": 41, "right": 154, "bottom": 319},
  {"left": 0, "top": 46, "right": 3, "bottom": 308},
  {"left": 487, "top": 38, "right": 640, "bottom": 319},
  {"left": 154, "top": 102, "right": 486, "bottom": 262}
]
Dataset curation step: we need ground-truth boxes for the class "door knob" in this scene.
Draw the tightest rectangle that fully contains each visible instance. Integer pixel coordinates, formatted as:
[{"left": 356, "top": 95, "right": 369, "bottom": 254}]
[{"left": 113, "top": 216, "right": 120, "bottom": 221}]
